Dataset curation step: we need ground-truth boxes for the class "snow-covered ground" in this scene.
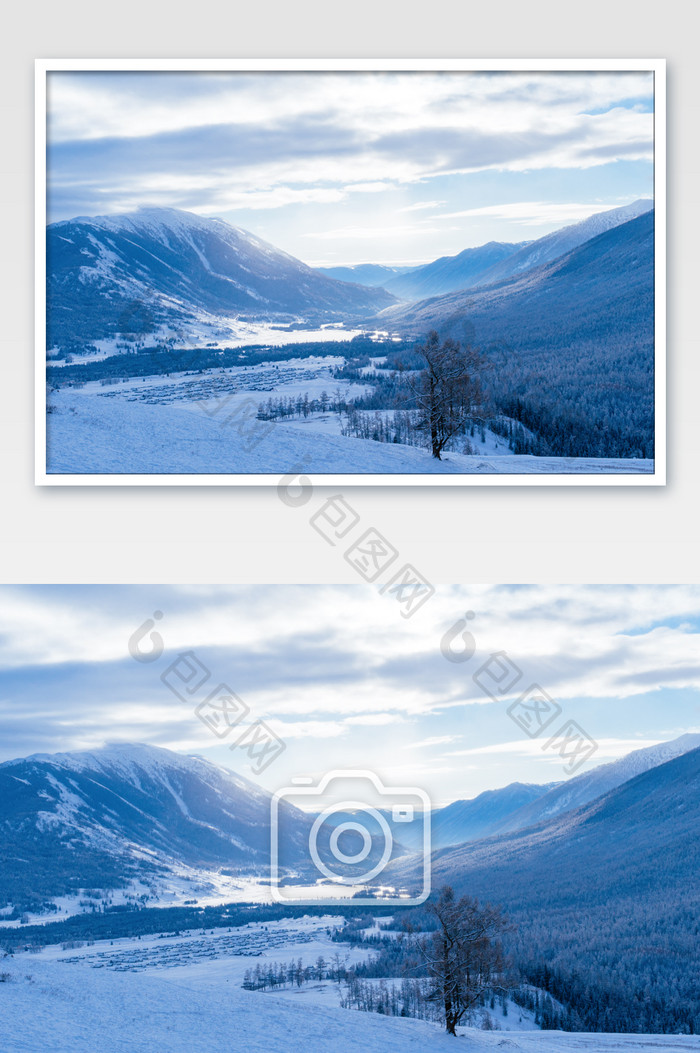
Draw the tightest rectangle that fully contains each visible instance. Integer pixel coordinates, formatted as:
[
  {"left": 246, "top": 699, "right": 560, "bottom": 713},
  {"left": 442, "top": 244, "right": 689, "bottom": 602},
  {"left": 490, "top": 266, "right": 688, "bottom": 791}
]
[
  {"left": 1, "top": 917, "right": 696, "bottom": 1052},
  {"left": 46, "top": 360, "right": 654, "bottom": 476}
]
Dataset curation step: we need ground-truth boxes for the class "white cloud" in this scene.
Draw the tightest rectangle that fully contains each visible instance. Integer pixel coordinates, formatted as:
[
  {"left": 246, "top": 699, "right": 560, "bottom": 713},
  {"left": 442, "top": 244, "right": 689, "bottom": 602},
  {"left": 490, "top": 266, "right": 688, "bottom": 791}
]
[
  {"left": 256, "top": 719, "right": 347, "bottom": 740},
  {"left": 49, "top": 71, "right": 654, "bottom": 211},
  {"left": 303, "top": 224, "right": 453, "bottom": 241},
  {"left": 2, "top": 586, "right": 698, "bottom": 800},
  {"left": 403, "top": 735, "right": 460, "bottom": 750},
  {"left": 446, "top": 737, "right": 663, "bottom": 759},
  {"left": 399, "top": 200, "right": 447, "bottom": 213},
  {"left": 344, "top": 713, "right": 401, "bottom": 726},
  {"left": 438, "top": 200, "right": 641, "bottom": 225}
]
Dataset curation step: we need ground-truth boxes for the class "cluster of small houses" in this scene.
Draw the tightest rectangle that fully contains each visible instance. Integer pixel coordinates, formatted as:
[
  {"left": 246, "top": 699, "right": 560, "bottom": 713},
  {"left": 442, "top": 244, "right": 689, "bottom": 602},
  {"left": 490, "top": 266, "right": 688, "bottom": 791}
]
[
  {"left": 93, "top": 363, "right": 331, "bottom": 406},
  {"left": 60, "top": 924, "right": 319, "bottom": 973}
]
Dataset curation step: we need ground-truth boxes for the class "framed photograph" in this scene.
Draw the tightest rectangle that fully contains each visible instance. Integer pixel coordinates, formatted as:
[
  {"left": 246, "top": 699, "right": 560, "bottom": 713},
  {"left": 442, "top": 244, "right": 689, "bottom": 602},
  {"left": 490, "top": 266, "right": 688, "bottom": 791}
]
[
  {"left": 36, "top": 59, "right": 665, "bottom": 485},
  {"left": 2, "top": 583, "right": 700, "bottom": 1045}
]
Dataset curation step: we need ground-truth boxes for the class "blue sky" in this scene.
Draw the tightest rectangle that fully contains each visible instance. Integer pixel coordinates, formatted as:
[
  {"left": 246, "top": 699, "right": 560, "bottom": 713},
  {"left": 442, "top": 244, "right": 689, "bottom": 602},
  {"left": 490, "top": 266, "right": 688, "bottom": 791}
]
[
  {"left": 0, "top": 585, "right": 697, "bottom": 807},
  {"left": 46, "top": 70, "right": 655, "bottom": 266}
]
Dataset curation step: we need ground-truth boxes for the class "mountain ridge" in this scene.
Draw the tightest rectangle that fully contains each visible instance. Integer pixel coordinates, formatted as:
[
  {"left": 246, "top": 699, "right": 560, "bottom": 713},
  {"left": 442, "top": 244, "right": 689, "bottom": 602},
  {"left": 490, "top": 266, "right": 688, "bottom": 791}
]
[
  {"left": 468, "top": 198, "right": 653, "bottom": 287},
  {"left": 0, "top": 742, "right": 310, "bottom": 910},
  {"left": 489, "top": 732, "right": 700, "bottom": 835},
  {"left": 46, "top": 207, "right": 395, "bottom": 350}
]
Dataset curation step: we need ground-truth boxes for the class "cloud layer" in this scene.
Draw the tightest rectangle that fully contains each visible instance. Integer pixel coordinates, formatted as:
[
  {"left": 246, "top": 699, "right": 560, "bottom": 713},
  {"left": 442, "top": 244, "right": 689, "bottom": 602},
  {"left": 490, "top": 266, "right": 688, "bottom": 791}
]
[
  {"left": 46, "top": 70, "right": 655, "bottom": 265},
  {"left": 0, "top": 585, "right": 697, "bottom": 803}
]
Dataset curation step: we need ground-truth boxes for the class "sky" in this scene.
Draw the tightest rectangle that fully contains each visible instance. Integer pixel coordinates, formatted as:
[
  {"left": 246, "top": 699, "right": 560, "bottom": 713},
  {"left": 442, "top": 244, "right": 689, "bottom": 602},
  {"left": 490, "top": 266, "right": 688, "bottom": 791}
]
[
  {"left": 1, "top": 585, "right": 697, "bottom": 808},
  {"left": 46, "top": 69, "right": 655, "bottom": 266}
]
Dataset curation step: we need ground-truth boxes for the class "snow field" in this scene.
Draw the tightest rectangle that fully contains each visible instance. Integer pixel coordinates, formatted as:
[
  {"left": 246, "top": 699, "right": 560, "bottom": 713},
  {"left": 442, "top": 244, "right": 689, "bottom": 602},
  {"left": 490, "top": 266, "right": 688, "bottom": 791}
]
[
  {"left": 46, "top": 379, "right": 654, "bottom": 476},
  {"left": 2, "top": 914, "right": 697, "bottom": 1052}
]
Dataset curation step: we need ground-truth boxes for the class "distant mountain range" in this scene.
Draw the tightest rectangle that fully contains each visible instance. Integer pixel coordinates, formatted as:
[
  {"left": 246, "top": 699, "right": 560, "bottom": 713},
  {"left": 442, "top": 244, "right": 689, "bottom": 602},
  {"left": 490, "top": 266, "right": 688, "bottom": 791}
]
[
  {"left": 46, "top": 200, "right": 654, "bottom": 355},
  {"left": 381, "top": 781, "right": 559, "bottom": 853},
  {"left": 46, "top": 208, "right": 395, "bottom": 349},
  {"left": 381, "top": 241, "right": 531, "bottom": 300},
  {"left": 427, "top": 781, "right": 559, "bottom": 848},
  {"left": 376, "top": 208, "right": 655, "bottom": 340},
  {"left": 317, "top": 200, "right": 651, "bottom": 302},
  {"left": 2, "top": 731, "right": 697, "bottom": 917},
  {"left": 393, "top": 739, "right": 700, "bottom": 900},
  {"left": 337, "top": 734, "right": 700, "bottom": 854},
  {"left": 471, "top": 198, "right": 653, "bottom": 287},
  {"left": 316, "top": 263, "right": 415, "bottom": 286},
  {"left": 391, "top": 733, "right": 700, "bottom": 891},
  {"left": 490, "top": 732, "right": 700, "bottom": 835}
]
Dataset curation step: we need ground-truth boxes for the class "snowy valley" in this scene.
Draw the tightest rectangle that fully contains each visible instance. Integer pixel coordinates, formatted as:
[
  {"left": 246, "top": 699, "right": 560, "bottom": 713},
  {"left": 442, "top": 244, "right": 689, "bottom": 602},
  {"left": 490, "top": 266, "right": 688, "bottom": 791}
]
[
  {"left": 44, "top": 203, "right": 656, "bottom": 478},
  {"left": 2, "top": 736, "right": 700, "bottom": 1048}
]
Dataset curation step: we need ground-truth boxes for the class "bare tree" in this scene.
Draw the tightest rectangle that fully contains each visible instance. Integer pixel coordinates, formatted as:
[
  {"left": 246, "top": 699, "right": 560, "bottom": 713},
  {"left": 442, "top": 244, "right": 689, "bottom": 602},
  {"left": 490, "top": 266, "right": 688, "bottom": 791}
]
[
  {"left": 423, "top": 886, "right": 509, "bottom": 1036},
  {"left": 408, "top": 330, "right": 484, "bottom": 459}
]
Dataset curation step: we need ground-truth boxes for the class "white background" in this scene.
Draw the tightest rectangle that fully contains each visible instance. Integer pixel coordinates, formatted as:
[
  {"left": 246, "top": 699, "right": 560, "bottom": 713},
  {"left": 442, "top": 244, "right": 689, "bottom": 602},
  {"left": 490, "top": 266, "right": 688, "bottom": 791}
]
[{"left": 1, "top": 3, "right": 698, "bottom": 585}]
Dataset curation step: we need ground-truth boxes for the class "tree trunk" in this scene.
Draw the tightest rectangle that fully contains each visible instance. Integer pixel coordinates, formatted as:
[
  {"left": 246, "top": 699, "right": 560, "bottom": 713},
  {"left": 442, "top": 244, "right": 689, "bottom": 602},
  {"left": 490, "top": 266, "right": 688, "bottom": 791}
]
[{"left": 431, "top": 411, "right": 441, "bottom": 459}]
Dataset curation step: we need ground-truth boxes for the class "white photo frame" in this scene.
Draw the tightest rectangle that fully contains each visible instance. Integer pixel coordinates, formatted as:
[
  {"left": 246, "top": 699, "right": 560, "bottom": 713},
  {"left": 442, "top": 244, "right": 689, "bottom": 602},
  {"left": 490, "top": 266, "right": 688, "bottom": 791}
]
[{"left": 36, "top": 58, "right": 666, "bottom": 486}]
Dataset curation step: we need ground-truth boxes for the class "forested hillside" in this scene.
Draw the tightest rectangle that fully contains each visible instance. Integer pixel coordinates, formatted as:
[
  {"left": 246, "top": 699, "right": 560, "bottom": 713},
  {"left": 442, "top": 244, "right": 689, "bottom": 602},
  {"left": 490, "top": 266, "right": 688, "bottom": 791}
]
[
  {"left": 375, "top": 211, "right": 655, "bottom": 458},
  {"left": 394, "top": 744, "right": 700, "bottom": 1034}
]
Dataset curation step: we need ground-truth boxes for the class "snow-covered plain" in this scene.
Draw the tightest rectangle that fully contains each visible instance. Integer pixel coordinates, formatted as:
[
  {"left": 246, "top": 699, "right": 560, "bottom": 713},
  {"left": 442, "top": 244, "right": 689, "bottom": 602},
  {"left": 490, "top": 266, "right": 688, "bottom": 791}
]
[
  {"left": 48, "top": 319, "right": 391, "bottom": 365},
  {"left": 2, "top": 917, "right": 696, "bottom": 1053},
  {"left": 46, "top": 358, "right": 654, "bottom": 476}
]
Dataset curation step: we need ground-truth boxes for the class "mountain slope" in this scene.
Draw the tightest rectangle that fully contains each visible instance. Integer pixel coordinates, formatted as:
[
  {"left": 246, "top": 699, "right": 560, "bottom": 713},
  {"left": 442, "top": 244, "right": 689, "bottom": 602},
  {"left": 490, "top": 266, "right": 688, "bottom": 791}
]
[
  {"left": 383, "top": 241, "right": 529, "bottom": 300},
  {"left": 374, "top": 201, "right": 651, "bottom": 303},
  {"left": 352, "top": 782, "right": 559, "bottom": 853},
  {"left": 47, "top": 207, "right": 395, "bottom": 349},
  {"left": 470, "top": 198, "right": 653, "bottom": 286},
  {"left": 418, "top": 743, "right": 700, "bottom": 894},
  {"left": 430, "top": 781, "right": 560, "bottom": 848},
  {"left": 392, "top": 744, "right": 700, "bottom": 1034},
  {"left": 375, "top": 210, "right": 655, "bottom": 459},
  {"left": 0, "top": 743, "right": 310, "bottom": 909}
]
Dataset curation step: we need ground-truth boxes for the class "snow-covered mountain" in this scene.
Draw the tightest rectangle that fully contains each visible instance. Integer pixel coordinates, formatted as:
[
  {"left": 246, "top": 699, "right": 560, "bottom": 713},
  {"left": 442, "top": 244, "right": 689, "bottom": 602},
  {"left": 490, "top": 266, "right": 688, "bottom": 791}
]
[
  {"left": 352, "top": 201, "right": 651, "bottom": 304},
  {"left": 3, "top": 732, "right": 694, "bottom": 915},
  {"left": 491, "top": 732, "right": 700, "bottom": 835},
  {"left": 389, "top": 734, "right": 700, "bottom": 857},
  {"left": 0, "top": 742, "right": 412, "bottom": 911},
  {"left": 46, "top": 207, "right": 395, "bottom": 350},
  {"left": 468, "top": 198, "right": 653, "bottom": 287},
  {"left": 0, "top": 743, "right": 310, "bottom": 909},
  {"left": 371, "top": 781, "right": 559, "bottom": 853}
]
